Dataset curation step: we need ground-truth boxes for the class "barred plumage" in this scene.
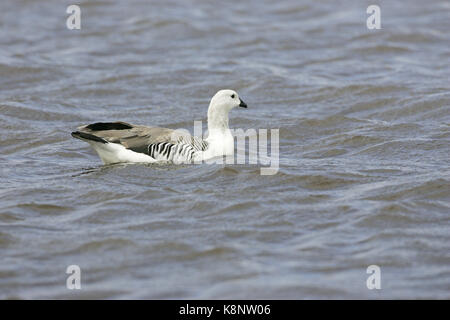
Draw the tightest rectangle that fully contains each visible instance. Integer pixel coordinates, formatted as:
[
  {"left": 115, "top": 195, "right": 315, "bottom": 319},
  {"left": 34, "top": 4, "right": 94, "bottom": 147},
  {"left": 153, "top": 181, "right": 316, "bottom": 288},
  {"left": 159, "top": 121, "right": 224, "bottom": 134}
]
[{"left": 147, "top": 138, "right": 208, "bottom": 163}]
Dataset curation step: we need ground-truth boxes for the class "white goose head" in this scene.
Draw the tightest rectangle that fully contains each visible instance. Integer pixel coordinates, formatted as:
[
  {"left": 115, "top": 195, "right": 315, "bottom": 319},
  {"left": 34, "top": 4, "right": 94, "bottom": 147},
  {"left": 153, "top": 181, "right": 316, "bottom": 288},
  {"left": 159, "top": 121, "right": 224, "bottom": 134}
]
[{"left": 207, "top": 89, "right": 247, "bottom": 132}]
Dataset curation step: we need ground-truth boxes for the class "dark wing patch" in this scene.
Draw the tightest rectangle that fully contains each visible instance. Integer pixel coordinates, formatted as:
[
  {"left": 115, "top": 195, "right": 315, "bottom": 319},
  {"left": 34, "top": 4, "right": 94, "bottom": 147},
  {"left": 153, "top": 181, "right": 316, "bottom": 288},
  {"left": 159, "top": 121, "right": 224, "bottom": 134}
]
[
  {"left": 85, "top": 122, "right": 133, "bottom": 131},
  {"left": 71, "top": 131, "right": 108, "bottom": 144},
  {"left": 127, "top": 144, "right": 150, "bottom": 155}
]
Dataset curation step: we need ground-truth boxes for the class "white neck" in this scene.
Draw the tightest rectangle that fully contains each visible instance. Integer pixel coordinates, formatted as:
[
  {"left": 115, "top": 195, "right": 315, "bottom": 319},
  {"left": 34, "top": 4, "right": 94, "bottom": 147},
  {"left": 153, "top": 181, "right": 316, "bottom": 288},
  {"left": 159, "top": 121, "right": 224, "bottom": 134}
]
[
  {"left": 207, "top": 103, "right": 230, "bottom": 133},
  {"left": 205, "top": 103, "right": 234, "bottom": 156}
]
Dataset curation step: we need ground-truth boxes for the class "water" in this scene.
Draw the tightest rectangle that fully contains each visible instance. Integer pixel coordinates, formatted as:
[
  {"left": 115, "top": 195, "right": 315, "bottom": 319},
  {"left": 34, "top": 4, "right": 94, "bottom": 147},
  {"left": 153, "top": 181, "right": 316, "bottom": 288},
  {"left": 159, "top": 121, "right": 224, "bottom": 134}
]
[{"left": 0, "top": 0, "right": 449, "bottom": 299}]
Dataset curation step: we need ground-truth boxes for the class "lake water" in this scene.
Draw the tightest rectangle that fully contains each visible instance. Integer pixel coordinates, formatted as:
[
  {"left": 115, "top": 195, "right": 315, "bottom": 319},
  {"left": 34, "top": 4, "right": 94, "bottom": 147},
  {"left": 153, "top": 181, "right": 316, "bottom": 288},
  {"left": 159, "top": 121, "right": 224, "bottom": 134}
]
[{"left": 0, "top": 0, "right": 449, "bottom": 299}]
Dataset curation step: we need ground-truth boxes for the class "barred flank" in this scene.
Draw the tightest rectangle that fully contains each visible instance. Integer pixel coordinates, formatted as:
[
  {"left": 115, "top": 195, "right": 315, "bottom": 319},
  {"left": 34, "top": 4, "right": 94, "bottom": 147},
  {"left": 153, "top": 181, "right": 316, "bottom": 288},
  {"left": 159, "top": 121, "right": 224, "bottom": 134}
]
[{"left": 147, "top": 140, "right": 206, "bottom": 163}]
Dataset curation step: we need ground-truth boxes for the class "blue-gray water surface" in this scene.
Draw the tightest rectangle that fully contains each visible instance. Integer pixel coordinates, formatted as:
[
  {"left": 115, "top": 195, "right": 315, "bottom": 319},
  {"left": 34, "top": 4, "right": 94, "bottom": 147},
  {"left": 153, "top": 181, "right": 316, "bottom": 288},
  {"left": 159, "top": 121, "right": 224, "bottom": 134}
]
[{"left": 0, "top": 0, "right": 449, "bottom": 299}]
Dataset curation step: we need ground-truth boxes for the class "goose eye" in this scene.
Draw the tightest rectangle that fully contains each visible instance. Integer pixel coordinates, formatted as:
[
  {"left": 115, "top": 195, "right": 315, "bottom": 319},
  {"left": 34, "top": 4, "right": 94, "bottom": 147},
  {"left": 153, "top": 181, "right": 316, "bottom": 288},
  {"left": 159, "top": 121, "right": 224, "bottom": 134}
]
[{"left": 231, "top": 94, "right": 235, "bottom": 99}]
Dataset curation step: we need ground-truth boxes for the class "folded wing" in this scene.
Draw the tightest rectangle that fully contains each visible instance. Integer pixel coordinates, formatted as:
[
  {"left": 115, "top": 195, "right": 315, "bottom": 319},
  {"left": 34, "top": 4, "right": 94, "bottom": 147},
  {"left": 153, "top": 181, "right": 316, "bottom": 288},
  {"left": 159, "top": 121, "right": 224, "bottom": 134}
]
[{"left": 77, "top": 121, "right": 208, "bottom": 162}]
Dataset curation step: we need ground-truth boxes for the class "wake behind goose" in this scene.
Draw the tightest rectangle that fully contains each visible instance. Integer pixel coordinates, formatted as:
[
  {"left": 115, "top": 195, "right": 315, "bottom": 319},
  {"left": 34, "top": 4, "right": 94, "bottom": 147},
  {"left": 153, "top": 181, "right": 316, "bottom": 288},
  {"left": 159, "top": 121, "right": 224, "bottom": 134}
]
[{"left": 71, "top": 89, "right": 247, "bottom": 164}]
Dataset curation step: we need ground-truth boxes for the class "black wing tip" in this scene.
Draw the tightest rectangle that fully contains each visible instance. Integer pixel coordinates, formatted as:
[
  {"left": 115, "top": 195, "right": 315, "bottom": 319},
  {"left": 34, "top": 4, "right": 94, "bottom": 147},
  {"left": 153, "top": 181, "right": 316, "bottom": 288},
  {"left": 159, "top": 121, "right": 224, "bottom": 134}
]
[
  {"left": 85, "top": 122, "right": 133, "bottom": 131},
  {"left": 71, "top": 131, "right": 108, "bottom": 144}
]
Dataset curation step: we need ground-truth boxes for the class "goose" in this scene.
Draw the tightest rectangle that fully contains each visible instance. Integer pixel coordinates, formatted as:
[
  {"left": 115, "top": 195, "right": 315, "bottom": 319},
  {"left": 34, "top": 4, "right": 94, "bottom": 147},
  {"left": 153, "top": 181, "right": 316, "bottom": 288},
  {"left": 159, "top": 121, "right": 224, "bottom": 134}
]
[{"left": 71, "top": 89, "right": 247, "bottom": 164}]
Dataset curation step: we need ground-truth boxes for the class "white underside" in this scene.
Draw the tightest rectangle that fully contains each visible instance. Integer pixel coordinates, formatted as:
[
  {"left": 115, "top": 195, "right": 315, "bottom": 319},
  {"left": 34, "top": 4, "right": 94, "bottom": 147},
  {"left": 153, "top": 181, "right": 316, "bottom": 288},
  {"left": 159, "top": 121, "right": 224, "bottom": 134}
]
[{"left": 89, "top": 142, "right": 156, "bottom": 164}]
